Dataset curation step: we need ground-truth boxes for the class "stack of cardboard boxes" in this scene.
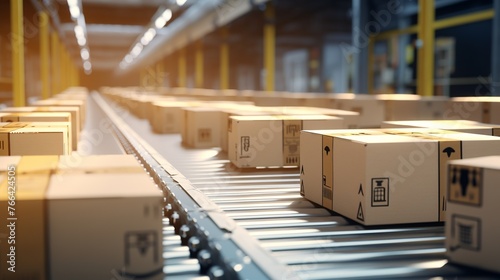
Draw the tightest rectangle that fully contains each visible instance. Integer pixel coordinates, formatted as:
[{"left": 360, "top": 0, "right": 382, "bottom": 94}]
[
  {"left": 300, "top": 128, "right": 500, "bottom": 225},
  {"left": 0, "top": 155, "right": 163, "bottom": 280}
]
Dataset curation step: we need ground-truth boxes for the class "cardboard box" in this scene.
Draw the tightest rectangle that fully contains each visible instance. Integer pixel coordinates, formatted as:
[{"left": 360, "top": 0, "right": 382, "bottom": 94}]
[
  {"left": 330, "top": 93, "right": 385, "bottom": 128},
  {"left": 32, "top": 99, "right": 86, "bottom": 127},
  {"left": 182, "top": 107, "right": 223, "bottom": 148},
  {"left": 0, "top": 106, "right": 81, "bottom": 139},
  {"left": 448, "top": 96, "right": 500, "bottom": 124},
  {"left": 150, "top": 101, "right": 200, "bottom": 134},
  {"left": 0, "top": 122, "right": 70, "bottom": 155},
  {"left": 445, "top": 156, "right": 500, "bottom": 274},
  {"left": 0, "top": 155, "right": 163, "bottom": 280},
  {"left": 220, "top": 107, "right": 271, "bottom": 152},
  {"left": 382, "top": 120, "right": 500, "bottom": 136},
  {"left": 228, "top": 115, "right": 344, "bottom": 168},
  {"left": 300, "top": 128, "right": 500, "bottom": 225},
  {"left": 264, "top": 106, "right": 360, "bottom": 129},
  {"left": 0, "top": 112, "right": 77, "bottom": 151}
]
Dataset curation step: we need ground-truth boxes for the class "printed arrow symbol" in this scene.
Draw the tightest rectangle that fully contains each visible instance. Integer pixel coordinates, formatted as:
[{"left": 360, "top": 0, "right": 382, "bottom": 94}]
[
  {"left": 358, "top": 184, "right": 364, "bottom": 196},
  {"left": 443, "top": 147, "right": 455, "bottom": 158},
  {"left": 301, "top": 165, "right": 304, "bottom": 175},
  {"left": 324, "top": 146, "right": 330, "bottom": 155}
]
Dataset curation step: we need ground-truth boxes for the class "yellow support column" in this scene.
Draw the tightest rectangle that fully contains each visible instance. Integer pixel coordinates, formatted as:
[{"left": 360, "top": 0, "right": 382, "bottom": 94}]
[
  {"left": 195, "top": 41, "right": 204, "bottom": 88},
  {"left": 11, "top": 0, "right": 26, "bottom": 106},
  {"left": 39, "top": 11, "right": 50, "bottom": 100},
  {"left": 220, "top": 27, "right": 230, "bottom": 90},
  {"left": 417, "top": 0, "right": 435, "bottom": 96},
  {"left": 178, "top": 48, "right": 187, "bottom": 87},
  {"left": 51, "top": 31, "right": 60, "bottom": 96},
  {"left": 263, "top": 2, "right": 276, "bottom": 92},
  {"left": 60, "top": 45, "right": 67, "bottom": 92}
]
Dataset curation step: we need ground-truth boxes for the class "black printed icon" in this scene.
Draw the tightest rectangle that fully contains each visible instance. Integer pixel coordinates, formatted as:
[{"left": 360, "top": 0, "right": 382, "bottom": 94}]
[
  {"left": 450, "top": 215, "right": 481, "bottom": 252},
  {"left": 371, "top": 178, "right": 389, "bottom": 207},
  {"left": 357, "top": 202, "right": 364, "bottom": 221},
  {"left": 301, "top": 165, "right": 304, "bottom": 175},
  {"left": 358, "top": 184, "right": 364, "bottom": 196},
  {"left": 198, "top": 128, "right": 212, "bottom": 143},
  {"left": 324, "top": 146, "right": 330, "bottom": 155},
  {"left": 125, "top": 231, "right": 159, "bottom": 266},
  {"left": 286, "top": 124, "right": 300, "bottom": 136},
  {"left": 442, "top": 147, "right": 455, "bottom": 158},
  {"left": 241, "top": 136, "right": 250, "bottom": 153},
  {"left": 449, "top": 166, "right": 482, "bottom": 206}
]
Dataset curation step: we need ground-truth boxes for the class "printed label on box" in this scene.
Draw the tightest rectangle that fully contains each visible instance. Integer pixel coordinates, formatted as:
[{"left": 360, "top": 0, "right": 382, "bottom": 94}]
[
  {"left": 449, "top": 214, "right": 481, "bottom": 253},
  {"left": 240, "top": 136, "right": 251, "bottom": 158},
  {"left": 283, "top": 120, "right": 302, "bottom": 165},
  {"left": 322, "top": 135, "right": 333, "bottom": 209},
  {"left": 448, "top": 165, "right": 482, "bottom": 207}
]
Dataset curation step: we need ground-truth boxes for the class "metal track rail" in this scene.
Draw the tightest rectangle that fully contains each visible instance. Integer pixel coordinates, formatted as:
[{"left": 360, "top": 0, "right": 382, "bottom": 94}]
[{"left": 93, "top": 92, "right": 498, "bottom": 280}]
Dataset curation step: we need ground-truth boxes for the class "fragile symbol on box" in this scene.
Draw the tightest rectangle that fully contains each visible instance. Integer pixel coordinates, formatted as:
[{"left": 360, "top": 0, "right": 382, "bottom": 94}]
[
  {"left": 449, "top": 166, "right": 482, "bottom": 206},
  {"left": 124, "top": 231, "right": 159, "bottom": 266},
  {"left": 371, "top": 178, "right": 389, "bottom": 207},
  {"left": 449, "top": 214, "right": 481, "bottom": 252}
]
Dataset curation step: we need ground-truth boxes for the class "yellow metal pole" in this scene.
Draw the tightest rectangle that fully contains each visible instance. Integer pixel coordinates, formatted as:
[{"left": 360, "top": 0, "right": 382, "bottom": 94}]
[
  {"left": 195, "top": 41, "right": 204, "bottom": 88},
  {"left": 220, "top": 27, "right": 229, "bottom": 90},
  {"left": 51, "top": 31, "right": 60, "bottom": 96},
  {"left": 60, "top": 44, "right": 67, "bottom": 92},
  {"left": 264, "top": 2, "right": 275, "bottom": 92},
  {"left": 417, "top": 0, "right": 435, "bottom": 96},
  {"left": 11, "top": 0, "right": 25, "bottom": 106},
  {"left": 74, "top": 65, "right": 80, "bottom": 86},
  {"left": 39, "top": 11, "right": 50, "bottom": 100},
  {"left": 178, "top": 48, "right": 187, "bottom": 87}
]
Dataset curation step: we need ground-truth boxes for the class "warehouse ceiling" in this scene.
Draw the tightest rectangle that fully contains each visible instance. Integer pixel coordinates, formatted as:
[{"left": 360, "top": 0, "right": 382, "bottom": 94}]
[{"left": 48, "top": 0, "right": 351, "bottom": 75}]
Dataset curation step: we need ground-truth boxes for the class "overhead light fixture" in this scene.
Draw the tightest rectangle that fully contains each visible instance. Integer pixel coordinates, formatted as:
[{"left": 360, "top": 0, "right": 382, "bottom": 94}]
[
  {"left": 68, "top": 0, "right": 92, "bottom": 74},
  {"left": 69, "top": 6, "right": 80, "bottom": 19},
  {"left": 80, "top": 48, "right": 89, "bottom": 60},
  {"left": 154, "top": 9, "right": 172, "bottom": 28},
  {"left": 140, "top": 28, "right": 157, "bottom": 46},
  {"left": 176, "top": 0, "right": 187, "bottom": 6},
  {"left": 131, "top": 43, "right": 144, "bottom": 57}
]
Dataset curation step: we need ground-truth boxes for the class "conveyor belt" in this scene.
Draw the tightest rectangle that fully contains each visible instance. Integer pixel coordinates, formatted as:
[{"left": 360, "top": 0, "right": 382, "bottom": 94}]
[{"left": 92, "top": 92, "right": 498, "bottom": 279}]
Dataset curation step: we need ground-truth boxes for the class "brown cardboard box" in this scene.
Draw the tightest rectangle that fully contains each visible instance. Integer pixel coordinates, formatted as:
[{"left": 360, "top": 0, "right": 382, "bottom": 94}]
[
  {"left": 0, "top": 122, "right": 70, "bottom": 155},
  {"left": 182, "top": 107, "right": 223, "bottom": 148},
  {"left": 150, "top": 101, "right": 200, "bottom": 134},
  {"left": 445, "top": 156, "right": 500, "bottom": 274},
  {"left": 0, "top": 156, "right": 59, "bottom": 280},
  {"left": 0, "top": 112, "right": 77, "bottom": 151},
  {"left": 382, "top": 120, "right": 500, "bottom": 136},
  {"left": 330, "top": 93, "right": 385, "bottom": 128},
  {"left": 32, "top": 99, "right": 86, "bottom": 127},
  {"left": 300, "top": 128, "right": 500, "bottom": 225},
  {"left": 228, "top": 115, "right": 344, "bottom": 168},
  {"left": 0, "top": 155, "right": 163, "bottom": 280},
  {"left": 0, "top": 106, "right": 81, "bottom": 151},
  {"left": 448, "top": 96, "right": 500, "bottom": 124}
]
